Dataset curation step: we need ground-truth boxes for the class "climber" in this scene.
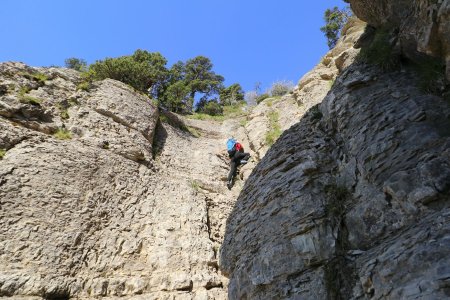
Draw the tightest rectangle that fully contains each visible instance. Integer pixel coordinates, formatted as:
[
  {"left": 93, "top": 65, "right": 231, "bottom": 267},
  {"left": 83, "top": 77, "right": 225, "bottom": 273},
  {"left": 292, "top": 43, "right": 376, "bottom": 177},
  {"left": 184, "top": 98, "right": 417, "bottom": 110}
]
[{"left": 226, "top": 138, "right": 250, "bottom": 189}]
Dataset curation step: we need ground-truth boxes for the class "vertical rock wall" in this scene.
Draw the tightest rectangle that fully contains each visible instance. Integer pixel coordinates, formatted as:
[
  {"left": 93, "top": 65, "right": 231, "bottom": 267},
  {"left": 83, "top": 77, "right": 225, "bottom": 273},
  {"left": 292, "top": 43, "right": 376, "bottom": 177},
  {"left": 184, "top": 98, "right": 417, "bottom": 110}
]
[
  {"left": 220, "top": 1, "right": 450, "bottom": 299},
  {"left": 0, "top": 62, "right": 234, "bottom": 299}
]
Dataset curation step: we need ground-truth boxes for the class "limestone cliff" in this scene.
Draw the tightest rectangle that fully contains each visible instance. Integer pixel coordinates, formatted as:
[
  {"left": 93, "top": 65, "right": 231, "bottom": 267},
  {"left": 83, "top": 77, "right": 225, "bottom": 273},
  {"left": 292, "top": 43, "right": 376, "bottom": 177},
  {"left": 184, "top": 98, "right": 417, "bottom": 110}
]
[
  {"left": 221, "top": 1, "right": 450, "bottom": 299},
  {"left": 0, "top": 10, "right": 365, "bottom": 300},
  {"left": 0, "top": 62, "right": 237, "bottom": 299},
  {"left": 2, "top": 1, "right": 449, "bottom": 299}
]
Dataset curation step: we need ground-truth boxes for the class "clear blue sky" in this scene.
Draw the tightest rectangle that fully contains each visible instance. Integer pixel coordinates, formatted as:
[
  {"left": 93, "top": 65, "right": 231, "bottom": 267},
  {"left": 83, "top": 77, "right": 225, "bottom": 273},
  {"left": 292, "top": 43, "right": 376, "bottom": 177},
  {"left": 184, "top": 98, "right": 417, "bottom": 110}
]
[{"left": 0, "top": 0, "right": 346, "bottom": 93}]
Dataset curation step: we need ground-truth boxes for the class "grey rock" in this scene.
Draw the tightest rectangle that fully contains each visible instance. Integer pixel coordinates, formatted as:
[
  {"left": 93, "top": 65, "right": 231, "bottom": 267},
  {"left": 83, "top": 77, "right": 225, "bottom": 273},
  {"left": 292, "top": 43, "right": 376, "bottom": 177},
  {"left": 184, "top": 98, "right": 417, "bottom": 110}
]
[
  {"left": 348, "top": 0, "right": 450, "bottom": 81},
  {"left": 221, "top": 32, "right": 450, "bottom": 300},
  {"left": 0, "top": 62, "right": 230, "bottom": 299}
]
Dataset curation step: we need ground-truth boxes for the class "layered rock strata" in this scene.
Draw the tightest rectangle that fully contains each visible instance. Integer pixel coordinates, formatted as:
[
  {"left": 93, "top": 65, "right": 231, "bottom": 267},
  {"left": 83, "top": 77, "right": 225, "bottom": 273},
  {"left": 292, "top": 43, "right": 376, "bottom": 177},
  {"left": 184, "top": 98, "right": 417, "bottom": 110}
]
[
  {"left": 0, "top": 62, "right": 235, "bottom": 299},
  {"left": 349, "top": 0, "right": 450, "bottom": 80},
  {"left": 221, "top": 2, "right": 450, "bottom": 299}
]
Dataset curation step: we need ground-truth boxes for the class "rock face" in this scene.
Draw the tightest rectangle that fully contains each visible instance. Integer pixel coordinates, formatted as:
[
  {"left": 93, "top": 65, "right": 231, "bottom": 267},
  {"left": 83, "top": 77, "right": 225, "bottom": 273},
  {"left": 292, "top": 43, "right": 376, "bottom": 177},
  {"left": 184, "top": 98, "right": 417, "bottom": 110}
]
[
  {"left": 0, "top": 62, "right": 238, "bottom": 299},
  {"left": 349, "top": 0, "right": 450, "bottom": 80},
  {"left": 0, "top": 14, "right": 366, "bottom": 300},
  {"left": 220, "top": 2, "right": 450, "bottom": 300}
]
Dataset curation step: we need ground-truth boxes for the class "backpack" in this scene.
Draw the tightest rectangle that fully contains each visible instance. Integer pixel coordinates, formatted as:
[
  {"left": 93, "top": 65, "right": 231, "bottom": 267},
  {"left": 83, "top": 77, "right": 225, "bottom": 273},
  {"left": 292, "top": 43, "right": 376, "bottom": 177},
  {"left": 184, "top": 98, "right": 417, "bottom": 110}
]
[{"left": 227, "top": 138, "right": 236, "bottom": 156}]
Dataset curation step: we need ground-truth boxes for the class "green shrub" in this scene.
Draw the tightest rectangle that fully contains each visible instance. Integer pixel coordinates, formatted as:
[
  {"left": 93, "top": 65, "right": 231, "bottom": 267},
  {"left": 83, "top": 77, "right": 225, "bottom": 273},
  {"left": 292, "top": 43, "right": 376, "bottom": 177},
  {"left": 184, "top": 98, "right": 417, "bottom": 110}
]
[
  {"left": 265, "top": 110, "right": 282, "bottom": 146},
  {"left": 256, "top": 93, "right": 270, "bottom": 104},
  {"left": 203, "top": 101, "right": 223, "bottom": 116},
  {"left": 89, "top": 50, "right": 168, "bottom": 94},
  {"left": 54, "top": 128, "right": 72, "bottom": 140},
  {"left": 0, "top": 148, "right": 6, "bottom": 159},
  {"left": 65, "top": 57, "right": 87, "bottom": 71},
  {"left": 32, "top": 73, "right": 48, "bottom": 84},
  {"left": 269, "top": 80, "right": 294, "bottom": 97},
  {"left": 19, "top": 72, "right": 48, "bottom": 85},
  {"left": 357, "top": 27, "right": 401, "bottom": 71},
  {"left": 219, "top": 83, "right": 244, "bottom": 105},
  {"left": 223, "top": 102, "right": 247, "bottom": 117},
  {"left": 320, "top": 6, "right": 351, "bottom": 49}
]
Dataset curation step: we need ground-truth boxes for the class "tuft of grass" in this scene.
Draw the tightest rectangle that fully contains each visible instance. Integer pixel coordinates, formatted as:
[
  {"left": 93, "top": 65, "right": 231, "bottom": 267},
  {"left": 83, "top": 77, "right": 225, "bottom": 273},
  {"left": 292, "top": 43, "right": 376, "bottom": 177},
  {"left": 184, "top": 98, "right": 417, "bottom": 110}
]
[
  {"left": 357, "top": 27, "right": 401, "bottom": 71},
  {"left": 190, "top": 180, "right": 200, "bottom": 191},
  {"left": 265, "top": 110, "right": 282, "bottom": 146},
  {"left": 32, "top": 73, "right": 48, "bottom": 85},
  {"left": 18, "top": 86, "right": 42, "bottom": 106},
  {"left": 56, "top": 102, "right": 73, "bottom": 120},
  {"left": 187, "top": 126, "right": 201, "bottom": 138},
  {"left": 101, "top": 141, "right": 110, "bottom": 149},
  {"left": 77, "top": 70, "right": 96, "bottom": 92},
  {"left": 60, "top": 109, "right": 69, "bottom": 120},
  {"left": 20, "top": 72, "right": 48, "bottom": 85},
  {"left": 239, "top": 118, "right": 248, "bottom": 127},
  {"left": 54, "top": 128, "right": 72, "bottom": 140},
  {"left": 77, "top": 82, "right": 91, "bottom": 91},
  {"left": 0, "top": 148, "right": 6, "bottom": 159},
  {"left": 68, "top": 98, "right": 79, "bottom": 106},
  {"left": 19, "top": 95, "right": 43, "bottom": 106},
  {"left": 19, "top": 86, "right": 31, "bottom": 95}
]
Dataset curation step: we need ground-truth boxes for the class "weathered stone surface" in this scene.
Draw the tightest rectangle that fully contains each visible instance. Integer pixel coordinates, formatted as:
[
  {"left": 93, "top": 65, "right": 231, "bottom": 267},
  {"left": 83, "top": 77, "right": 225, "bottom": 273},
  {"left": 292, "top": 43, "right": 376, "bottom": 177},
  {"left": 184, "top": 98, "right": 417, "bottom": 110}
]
[
  {"left": 0, "top": 62, "right": 232, "bottom": 299},
  {"left": 221, "top": 53, "right": 450, "bottom": 300},
  {"left": 349, "top": 0, "right": 450, "bottom": 80}
]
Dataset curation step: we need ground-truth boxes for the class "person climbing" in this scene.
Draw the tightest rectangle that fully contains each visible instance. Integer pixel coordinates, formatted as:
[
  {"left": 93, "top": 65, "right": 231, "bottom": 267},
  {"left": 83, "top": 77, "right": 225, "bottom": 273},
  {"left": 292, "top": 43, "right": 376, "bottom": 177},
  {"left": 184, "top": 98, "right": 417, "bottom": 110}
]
[{"left": 226, "top": 138, "right": 250, "bottom": 189}]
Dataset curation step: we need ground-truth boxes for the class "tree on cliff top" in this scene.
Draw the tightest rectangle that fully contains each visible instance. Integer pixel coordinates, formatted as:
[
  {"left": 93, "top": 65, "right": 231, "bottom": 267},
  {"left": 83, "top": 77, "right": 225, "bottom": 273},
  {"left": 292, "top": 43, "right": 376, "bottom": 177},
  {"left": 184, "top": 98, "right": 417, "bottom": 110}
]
[
  {"left": 65, "top": 57, "right": 87, "bottom": 72},
  {"left": 321, "top": 7, "right": 351, "bottom": 49},
  {"left": 80, "top": 51, "right": 235, "bottom": 114},
  {"left": 89, "top": 50, "right": 169, "bottom": 98}
]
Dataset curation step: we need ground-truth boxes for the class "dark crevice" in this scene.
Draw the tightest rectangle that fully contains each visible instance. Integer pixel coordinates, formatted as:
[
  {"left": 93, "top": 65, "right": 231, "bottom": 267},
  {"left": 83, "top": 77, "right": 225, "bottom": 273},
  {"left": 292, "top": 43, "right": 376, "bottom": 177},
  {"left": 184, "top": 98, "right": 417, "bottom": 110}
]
[
  {"left": 152, "top": 119, "right": 168, "bottom": 159},
  {"left": 205, "top": 197, "right": 213, "bottom": 242},
  {"left": 205, "top": 282, "right": 223, "bottom": 290},
  {"left": 43, "top": 290, "right": 70, "bottom": 300},
  {"left": 324, "top": 180, "right": 358, "bottom": 300},
  {"left": 176, "top": 281, "right": 193, "bottom": 292}
]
